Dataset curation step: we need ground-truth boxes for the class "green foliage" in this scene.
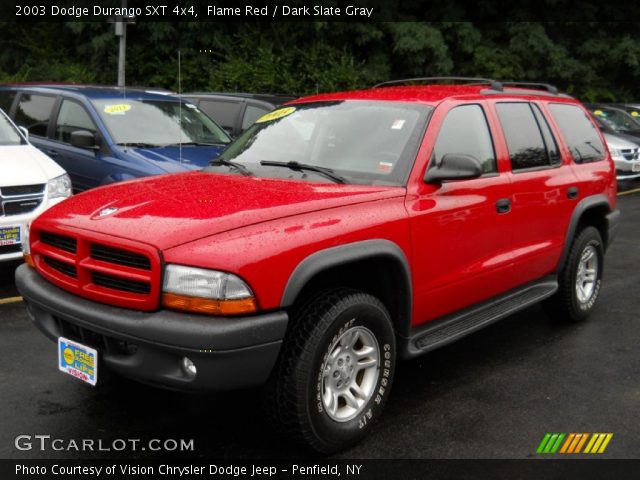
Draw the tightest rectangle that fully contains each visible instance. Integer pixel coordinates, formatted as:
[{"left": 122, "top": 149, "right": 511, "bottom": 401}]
[{"left": 0, "top": 21, "right": 639, "bottom": 101}]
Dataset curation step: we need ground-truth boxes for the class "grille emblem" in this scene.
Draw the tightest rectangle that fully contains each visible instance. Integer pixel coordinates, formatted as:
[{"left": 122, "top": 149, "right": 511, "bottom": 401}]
[{"left": 98, "top": 207, "right": 118, "bottom": 217}]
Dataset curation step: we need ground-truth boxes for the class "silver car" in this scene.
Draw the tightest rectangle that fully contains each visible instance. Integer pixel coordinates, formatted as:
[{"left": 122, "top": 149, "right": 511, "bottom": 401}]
[{"left": 603, "top": 132, "right": 640, "bottom": 180}]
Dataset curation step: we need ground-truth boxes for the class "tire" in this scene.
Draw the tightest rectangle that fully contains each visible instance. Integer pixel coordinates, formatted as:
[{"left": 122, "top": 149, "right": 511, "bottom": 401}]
[
  {"left": 543, "top": 226, "right": 604, "bottom": 322},
  {"left": 266, "top": 289, "right": 396, "bottom": 453}
]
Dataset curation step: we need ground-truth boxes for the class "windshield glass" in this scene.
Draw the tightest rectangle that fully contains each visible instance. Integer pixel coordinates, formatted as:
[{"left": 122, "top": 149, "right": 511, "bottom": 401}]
[
  {"left": 92, "top": 99, "right": 231, "bottom": 147},
  {"left": 215, "top": 100, "right": 430, "bottom": 186},
  {"left": 0, "top": 111, "right": 24, "bottom": 146},
  {"left": 592, "top": 108, "right": 640, "bottom": 133}
]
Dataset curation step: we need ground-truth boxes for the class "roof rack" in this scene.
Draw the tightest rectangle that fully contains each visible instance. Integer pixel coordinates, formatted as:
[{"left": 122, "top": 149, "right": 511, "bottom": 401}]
[
  {"left": 500, "top": 82, "right": 559, "bottom": 95},
  {"left": 373, "top": 77, "right": 504, "bottom": 91}
]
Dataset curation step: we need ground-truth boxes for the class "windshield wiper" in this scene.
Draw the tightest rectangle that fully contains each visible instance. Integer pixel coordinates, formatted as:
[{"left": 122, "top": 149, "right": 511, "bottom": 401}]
[
  {"left": 209, "top": 157, "right": 253, "bottom": 176},
  {"left": 116, "top": 142, "right": 161, "bottom": 148},
  {"left": 163, "top": 141, "right": 229, "bottom": 147},
  {"left": 259, "top": 160, "right": 347, "bottom": 184}
]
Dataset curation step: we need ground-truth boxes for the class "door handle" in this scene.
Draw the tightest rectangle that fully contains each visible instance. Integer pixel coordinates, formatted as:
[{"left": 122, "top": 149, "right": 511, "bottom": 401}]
[
  {"left": 496, "top": 198, "right": 511, "bottom": 214},
  {"left": 568, "top": 187, "right": 579, "bottom": 199}
]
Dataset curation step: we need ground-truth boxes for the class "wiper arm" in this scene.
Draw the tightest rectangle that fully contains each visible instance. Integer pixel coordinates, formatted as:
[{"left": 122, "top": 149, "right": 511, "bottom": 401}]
[
  {"left": 209, "top": 157, "right": 253, "bottom": 176},
  {"left": 163, "top": 141, "right": 229, "bottom": 147},
  {"left": 259, "top": 160, "right": 346, "bottom": 184},
  {"left": 116, "top": 142, "right": 161, "bottom": 148}
]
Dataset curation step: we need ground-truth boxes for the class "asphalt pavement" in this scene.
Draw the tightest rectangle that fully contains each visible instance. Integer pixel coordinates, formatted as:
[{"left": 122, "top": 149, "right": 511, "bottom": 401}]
[{"left": 0, "top": 189, "right": 639, "bottom": 460}]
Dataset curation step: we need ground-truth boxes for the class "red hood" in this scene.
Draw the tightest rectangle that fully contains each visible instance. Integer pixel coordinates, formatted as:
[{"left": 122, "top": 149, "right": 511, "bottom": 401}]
[{"left": 36, "top": 172, "right": 404, "bottom": 250}]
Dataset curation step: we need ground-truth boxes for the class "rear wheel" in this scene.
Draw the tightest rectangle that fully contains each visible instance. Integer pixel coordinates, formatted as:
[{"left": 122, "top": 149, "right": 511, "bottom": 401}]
[
  {"left": 544, "top": 226, "right": 604, "bottom": 322},
  {"left": 267, "top": 289, "right": 396, "bottom": 453}
]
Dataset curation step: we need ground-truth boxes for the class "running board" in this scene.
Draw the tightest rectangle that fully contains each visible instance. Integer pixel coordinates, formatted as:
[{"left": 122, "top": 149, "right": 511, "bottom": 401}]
[{"left": 406, "top": 277, "right": 558, "bottom": 358}]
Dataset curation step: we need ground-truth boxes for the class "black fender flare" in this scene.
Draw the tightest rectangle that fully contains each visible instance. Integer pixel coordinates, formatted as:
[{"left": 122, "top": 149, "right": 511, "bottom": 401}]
[
  {"left": 558, "top": 194, "right": 615, "bottom": 270},
  {"left": 280, "top": 239, "right": 413, "bottom": 338}
]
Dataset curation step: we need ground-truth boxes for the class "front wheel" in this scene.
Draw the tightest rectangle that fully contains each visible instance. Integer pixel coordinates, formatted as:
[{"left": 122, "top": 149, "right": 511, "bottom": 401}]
[
  {"left": 267, "top": 289, "right": 396, "bottom": 453},
  {"left": 544, "top": 226, "right": 604, "bottom": 322}
]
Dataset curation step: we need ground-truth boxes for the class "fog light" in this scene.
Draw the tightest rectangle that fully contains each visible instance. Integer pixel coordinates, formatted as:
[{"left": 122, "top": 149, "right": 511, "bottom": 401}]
[{"left": 182, "top": 356, "right": 197, "bottom": 378}]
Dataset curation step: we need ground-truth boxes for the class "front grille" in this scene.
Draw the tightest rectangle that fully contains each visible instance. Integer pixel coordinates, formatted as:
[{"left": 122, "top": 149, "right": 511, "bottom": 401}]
[
  {"left": 92, "top": 271, "right": 151, "bottom": 294},
  {"left": 0, "top": 244, "right": 21, "bottom": 255},
  {"left": 3, "top": 198, "right": 42, "bottom": 216},
  {"left": 621, "top": 148, "right": 640, "bottom": 161},
  {"left": 91, "top": 243, "right": 151, "bottom": 270},
  {"left": 0, "top": 184, "right": 45, "bottom": 196},
  {"left": 44, "top": 256, "right": 77, "bottom": 278},
  {"left": 40, "top": 232, "right": 77, "bottom": 253},
  {"left": 33, "top": 228, "right": 159, "bottom": 310}
]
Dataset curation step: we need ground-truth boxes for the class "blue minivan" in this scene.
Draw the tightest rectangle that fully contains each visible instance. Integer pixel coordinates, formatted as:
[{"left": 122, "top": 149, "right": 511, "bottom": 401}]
[{"left": 0, "top": 85, "right": 231, "bottom": 192}]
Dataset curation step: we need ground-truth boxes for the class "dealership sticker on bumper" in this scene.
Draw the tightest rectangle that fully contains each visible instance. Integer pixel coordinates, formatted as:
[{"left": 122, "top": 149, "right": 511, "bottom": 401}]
[
  {"left": 0, "top": 226, "right": 20, "bottom": 246},
  {"left": 633, "top": 163, "right": 640, "bottom": 173},
  {"left": 58, "top": 337, "right": 98, "bottom": 386}
]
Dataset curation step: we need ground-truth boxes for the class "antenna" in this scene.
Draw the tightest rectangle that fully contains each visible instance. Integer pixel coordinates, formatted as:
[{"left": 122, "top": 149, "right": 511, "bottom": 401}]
[{"left": 178, "top": 49, "right": 182, "bottom": 163}]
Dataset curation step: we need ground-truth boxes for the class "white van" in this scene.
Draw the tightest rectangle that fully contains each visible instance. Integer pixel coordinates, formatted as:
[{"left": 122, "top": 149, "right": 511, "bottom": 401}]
[{"left": 0, "top": 109, "right": 71, "bottom": 262}]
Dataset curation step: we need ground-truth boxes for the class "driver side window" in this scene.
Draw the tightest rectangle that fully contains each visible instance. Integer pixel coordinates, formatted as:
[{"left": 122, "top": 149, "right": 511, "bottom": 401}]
[
  {"left": 433, "top": 104, "right": 496, "bottom": 173},
  {"left": 55, "top": 100, "right": 98, "bottom": 144}
]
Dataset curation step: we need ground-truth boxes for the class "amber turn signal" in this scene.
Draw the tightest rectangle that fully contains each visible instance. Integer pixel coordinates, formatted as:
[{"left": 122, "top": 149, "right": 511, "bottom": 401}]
[
  {"left": 161, "top": 292, "right": 257, "bottom": 316},
  {"left": 24, "top": 253, "right": 35, "bottom": 268}
]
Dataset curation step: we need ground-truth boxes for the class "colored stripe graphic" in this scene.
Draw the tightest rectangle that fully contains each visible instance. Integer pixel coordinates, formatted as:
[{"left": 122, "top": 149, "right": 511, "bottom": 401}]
[
  {"left": 537, "top": 433, "right": 565, "bottom": 454},
  {"left": 538, "top": 433, "right": 613, "bottom": 454}
]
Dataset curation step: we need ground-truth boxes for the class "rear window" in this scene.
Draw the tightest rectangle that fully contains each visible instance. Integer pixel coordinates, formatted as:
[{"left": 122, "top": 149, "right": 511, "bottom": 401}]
[
  {"left": 14, "top": 94, "right": 56, "bottom": 137},
  {"left": 549, "top": 104, "right": 605, "bottom": 163}
]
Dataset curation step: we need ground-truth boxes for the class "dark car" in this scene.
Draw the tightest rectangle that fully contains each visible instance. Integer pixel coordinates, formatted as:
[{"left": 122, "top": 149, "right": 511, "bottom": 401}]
[
  {"left": 181, "top": 92, "right": 296, "bottom": 137},
  {"left": 0, "top": 85, "right": 231, "bottom": 192}
]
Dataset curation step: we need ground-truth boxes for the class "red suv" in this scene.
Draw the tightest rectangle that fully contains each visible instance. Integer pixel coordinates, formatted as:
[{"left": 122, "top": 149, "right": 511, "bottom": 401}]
[{"left": 16, "top": 78, "right": 619, "bottom": 453}]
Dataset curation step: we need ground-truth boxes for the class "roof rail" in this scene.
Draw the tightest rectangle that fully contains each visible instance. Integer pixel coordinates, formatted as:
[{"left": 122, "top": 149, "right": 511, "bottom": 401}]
[
  {"left": 373, "top": 77, "right": 503, "bottom": 91},
  {"left": 500, "top": 82, "right": 559, "bottom": 95}
]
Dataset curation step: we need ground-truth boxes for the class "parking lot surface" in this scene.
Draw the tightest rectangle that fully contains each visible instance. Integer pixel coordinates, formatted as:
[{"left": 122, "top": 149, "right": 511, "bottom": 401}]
[{"left": 1, "top": 190, "right": 639, "bottom": 459}]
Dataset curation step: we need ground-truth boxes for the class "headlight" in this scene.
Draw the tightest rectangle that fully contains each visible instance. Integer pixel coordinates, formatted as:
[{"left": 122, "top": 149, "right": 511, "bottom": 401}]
[
  {"left": 608, "top": 148, "right": 624, "bottom": 160},
  {"left": 161, "top": 264, "right": 257, "bottom": 315},
  {"left": 47, "top": 174, "right": 72, "bottom": 199}
]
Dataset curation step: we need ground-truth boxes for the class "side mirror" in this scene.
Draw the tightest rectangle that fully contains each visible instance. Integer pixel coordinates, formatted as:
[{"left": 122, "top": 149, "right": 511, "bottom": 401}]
[
  {"left": 18, "top": 126, "right": 29, "bottom": 141},
  {"left": 70, "top": 130, "right": 99, "bottom": 150},
  {"left": 425, "top": 153, "right": 483, "bottom": 183}
]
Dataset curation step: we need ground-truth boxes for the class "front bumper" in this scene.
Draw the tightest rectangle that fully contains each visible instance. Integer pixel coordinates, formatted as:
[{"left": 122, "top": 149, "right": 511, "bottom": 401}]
[{"left": 15, "top": 264, "right": 288, "bottom": 391}]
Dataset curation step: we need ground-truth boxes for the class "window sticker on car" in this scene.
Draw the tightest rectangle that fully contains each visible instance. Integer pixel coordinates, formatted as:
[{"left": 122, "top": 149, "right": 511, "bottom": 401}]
[
  {"left": 631, "top": 111, "right": 639, "bottom": 117},
  {"left": 103, "top": 104, "right": 131, "bottom": 115},
  {"left": 593, "top": 110, "right": 604, "bottom": 116},
  {"left": 377, "top": 162, "right": 393, "bottom": 173},
  {"left": 256, "top": 106, "right": 296, "bottom": 123},
  {"left": 391, "top": 119, "right": 405, "bottom": 130}
]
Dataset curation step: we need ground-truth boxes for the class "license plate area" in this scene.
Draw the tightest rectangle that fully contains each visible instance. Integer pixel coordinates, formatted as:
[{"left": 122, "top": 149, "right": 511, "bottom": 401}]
[
  {"left": 58, "top": 337, "right": 98, "bottom": 386},
  {"left": 0, "top": 226, "right": 21, "bottom": 246},
  {"left": 632, "top": 162, "right": 640, "bottom": 172}
]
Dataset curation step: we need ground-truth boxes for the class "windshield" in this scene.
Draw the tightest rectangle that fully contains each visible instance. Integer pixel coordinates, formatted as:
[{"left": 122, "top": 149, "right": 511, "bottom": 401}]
[
  {"left": 592, "top": 108, "right": 640, "bottom": 133},
  {"left": 92, "top": 99, "right": 231, "bottom": 147},
  {"left": 0, "top": 111, "right": 24, "bottom": 146},
  {"left": 214, "top": 100, "right": 431, "bottom": 186}
]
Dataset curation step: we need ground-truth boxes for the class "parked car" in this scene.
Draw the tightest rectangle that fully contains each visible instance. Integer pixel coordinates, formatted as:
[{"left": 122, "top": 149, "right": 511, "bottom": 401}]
[
  {"left": 181, "top": 92, "right": 296, "bottom": 137},
  {"left": 602, "top": 132, "right": 640, "bottom": 180},
  {"left": 16, "top": 79, "right": 618, "bottom": 453},
  {"left": 586, "top": 104, "right": 640, "bottom": 140},
  {"left": 0, "top": 85, "right": 231, "bottom": 192},
  {"left": 0, "top": 108, "right": 71, "bottom": 262}
]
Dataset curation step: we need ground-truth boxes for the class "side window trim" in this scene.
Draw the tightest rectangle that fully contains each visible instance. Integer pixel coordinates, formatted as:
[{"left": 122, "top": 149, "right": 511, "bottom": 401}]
[{"left": 530, "top": 103, "right": 562, "bottom": 167}]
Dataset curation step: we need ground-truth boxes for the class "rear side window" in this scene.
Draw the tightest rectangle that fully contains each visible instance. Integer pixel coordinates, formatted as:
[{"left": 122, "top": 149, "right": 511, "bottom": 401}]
[
  {"left": 55, "top": 100, "right": 98, "bottom": 144},
  {"left": 242, "top": 104, "right": 270, "bottom": 131},
  {"left": 496, "top": 102, "right": 560, "bottom": 170},
  {"left": 433, "top": 104, "right": 496, "bottom": 173},
  {"left": 549, "top": 104, "right": 605, "bottom": 163},
  {"left": 0, "top": 91, "right": 16, "bottom": 114},
  {"left": 198, "top": 100, "right": 242, "bottom": 132},
  {"left": 14, "top": 94, "right": 56, "bottom": 137}
]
